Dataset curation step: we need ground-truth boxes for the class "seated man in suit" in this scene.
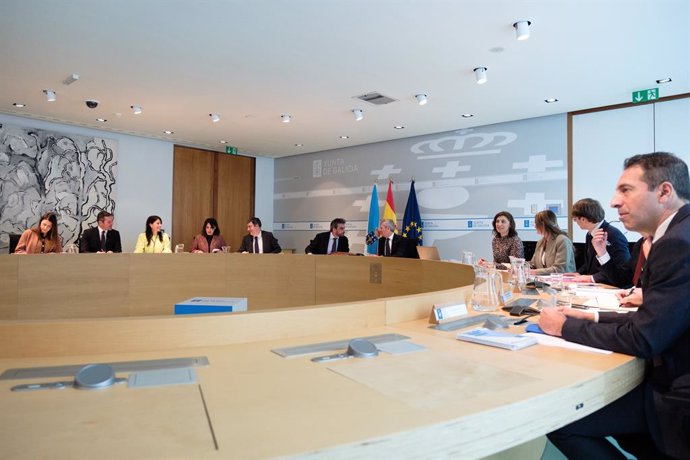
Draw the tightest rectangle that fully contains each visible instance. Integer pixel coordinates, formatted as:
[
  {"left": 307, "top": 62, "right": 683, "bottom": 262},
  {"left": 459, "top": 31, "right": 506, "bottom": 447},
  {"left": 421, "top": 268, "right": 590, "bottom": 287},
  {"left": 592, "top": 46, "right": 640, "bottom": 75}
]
[
  {"left": 572, "top": 198, "right": 630, "bottom": 276},
  {"left": 238, "top": 217, "right": 281, "bottom": 253},
  {"left": 79, "top": 210, "right": 122, "bottom": 253},
  {"left": 540, "top": 152, "right": 690, "bottom": 458},
  {"left": 305, "top": 218, "right": 349, "bottom": 254},
  {"left": 377, "top": 219, "right": 406, "bottom": 257}
]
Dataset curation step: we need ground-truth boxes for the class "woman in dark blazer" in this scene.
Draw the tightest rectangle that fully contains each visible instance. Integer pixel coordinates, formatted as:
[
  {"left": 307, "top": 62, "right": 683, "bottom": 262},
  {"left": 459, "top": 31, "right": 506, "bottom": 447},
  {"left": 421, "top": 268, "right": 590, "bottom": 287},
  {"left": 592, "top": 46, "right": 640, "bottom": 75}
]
[{"left": 191, "top": 217, "right": 227, "bottom": 253}]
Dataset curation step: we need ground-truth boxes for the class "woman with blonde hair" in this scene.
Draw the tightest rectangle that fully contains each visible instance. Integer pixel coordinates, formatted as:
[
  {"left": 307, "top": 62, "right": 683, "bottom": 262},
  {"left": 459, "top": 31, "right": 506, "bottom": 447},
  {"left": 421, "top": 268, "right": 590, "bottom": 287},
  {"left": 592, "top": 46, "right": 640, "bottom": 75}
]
[{"left": 530, "top": 210, "right": 575, "bottom": 275}]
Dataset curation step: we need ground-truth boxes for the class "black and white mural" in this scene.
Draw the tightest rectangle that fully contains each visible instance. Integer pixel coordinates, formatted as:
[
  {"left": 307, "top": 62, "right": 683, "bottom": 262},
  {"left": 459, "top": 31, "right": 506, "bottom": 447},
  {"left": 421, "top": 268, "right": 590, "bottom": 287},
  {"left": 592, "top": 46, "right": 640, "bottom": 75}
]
[{"left": 0, "top": 123, "right": 118, "bottom": 252}]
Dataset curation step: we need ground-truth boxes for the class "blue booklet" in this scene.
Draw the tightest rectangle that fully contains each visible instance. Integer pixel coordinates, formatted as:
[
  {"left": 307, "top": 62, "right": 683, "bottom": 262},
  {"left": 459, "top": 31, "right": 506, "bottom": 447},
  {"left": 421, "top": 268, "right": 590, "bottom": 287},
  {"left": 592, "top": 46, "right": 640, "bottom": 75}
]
[{"left": 457, "top": 327, "right": 538, "bottom": 351}]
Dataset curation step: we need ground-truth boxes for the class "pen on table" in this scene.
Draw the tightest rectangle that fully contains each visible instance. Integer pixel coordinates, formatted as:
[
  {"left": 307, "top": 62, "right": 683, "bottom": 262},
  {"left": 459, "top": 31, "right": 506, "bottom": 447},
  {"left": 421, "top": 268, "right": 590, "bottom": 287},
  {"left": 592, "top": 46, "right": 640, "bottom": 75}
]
[{"left": 571, "top": 304, "right": 590, "bottom": 310}]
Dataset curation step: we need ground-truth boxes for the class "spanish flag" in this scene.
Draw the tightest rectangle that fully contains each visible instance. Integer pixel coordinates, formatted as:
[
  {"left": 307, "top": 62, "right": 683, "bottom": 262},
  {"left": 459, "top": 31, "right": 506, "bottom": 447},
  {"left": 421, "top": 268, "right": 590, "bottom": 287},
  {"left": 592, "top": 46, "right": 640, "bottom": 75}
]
[{"left": 382, "top": 180, "right": 397, "bottom": 233}]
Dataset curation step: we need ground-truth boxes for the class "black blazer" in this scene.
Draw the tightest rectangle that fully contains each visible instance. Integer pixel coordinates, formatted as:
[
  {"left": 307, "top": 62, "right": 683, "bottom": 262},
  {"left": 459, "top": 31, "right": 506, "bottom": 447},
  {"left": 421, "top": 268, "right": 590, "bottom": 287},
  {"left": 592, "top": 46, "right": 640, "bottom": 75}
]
[
  {"left": 238, "top": 231, "right": 281, "bottom": 253},
  {"left": 562, "top": 204, "right": 690, "bottom": 454},
  {"left": 79, "top": 227, "right": 122, "bottom": 253},
  {"left": 593, "top": 236, "right": 644, "bottom": 288},
  {"left": 577, "top": 220, "right": 630, "bottom": 275},
  {"left": 377, "top": 234, "right": 406, "bottom": 257},
  {"left": 305, "top": 231, "right": 349, "bottom": 254}
]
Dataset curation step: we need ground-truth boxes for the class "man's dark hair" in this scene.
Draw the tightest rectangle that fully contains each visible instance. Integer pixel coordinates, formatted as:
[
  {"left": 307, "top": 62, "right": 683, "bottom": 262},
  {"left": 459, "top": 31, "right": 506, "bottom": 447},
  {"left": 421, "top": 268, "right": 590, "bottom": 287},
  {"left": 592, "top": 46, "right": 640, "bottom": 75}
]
[
  {"left": 247, "top": 217, "right": 262, "bottom": 228},
  {"left": 571, "top": 198, "right": 605, "bottom": 223},
  {"left": 96, "top": 210, "right": 113, "bottom": 222},
  {"left": 330, "top": 218, "right": 346, "bottom": 230},
  {"left": 624, "top": 152, "right": 690, "bottom": 201}
]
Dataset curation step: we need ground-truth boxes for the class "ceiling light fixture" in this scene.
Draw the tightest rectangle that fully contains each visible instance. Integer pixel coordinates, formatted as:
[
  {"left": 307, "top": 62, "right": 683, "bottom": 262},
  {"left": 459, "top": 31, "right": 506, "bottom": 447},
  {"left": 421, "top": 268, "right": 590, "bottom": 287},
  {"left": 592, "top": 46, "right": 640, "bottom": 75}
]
[
  {"left": 352, "top": 109, "right": 364, "bottom": 121},
  {"left": 415, "top": 94, "right": 428, "bottom": 105},
  {"left": 339, "top": 136, "right": 349, "bottom": 139},
  {"left": 131, "top": 105, "right": 142, "bottom": 115},
  {"left": 219, "top": 140, "right": 228, "bottom": 144},
  {"left": 43, "top": 89, "right": 56, "bottom": 102},
  {"left": 544, "top": 98, "right": 559, "bottom": 103},
  {"left": 163, "top": 130, "right": 174, "bottom": 135},
  {"left": 13, "top": 102, "right": 26, "bottom": 108},
  {"left": 62, "top": 73, "right": 80, "bottom": 85},
  {"left": 96, "top": 118, "right": 107, "bottom": 122},
  {"left": 294, "top": 143, "right": 303, "bottom": 147},
  {"left": 281, "top": 114, "right": 291, "bottom": 123},
  {"left": 513, "top": 21, "right": 532, "bottom": 40},
  {"left": 461, "top": 113, "right": 474, "bottom": 118},
  {"left": 210, "top": 113, "right": 221, "bottom": 123},
  {"left": 473, "top": 67, "right": 488, "bottom": 84},
  {"left": 656, "top": 77, "right": 672, "bottom": 84},
  {"left": 393, "top": 125, "right": 405, "bottom": 129}
]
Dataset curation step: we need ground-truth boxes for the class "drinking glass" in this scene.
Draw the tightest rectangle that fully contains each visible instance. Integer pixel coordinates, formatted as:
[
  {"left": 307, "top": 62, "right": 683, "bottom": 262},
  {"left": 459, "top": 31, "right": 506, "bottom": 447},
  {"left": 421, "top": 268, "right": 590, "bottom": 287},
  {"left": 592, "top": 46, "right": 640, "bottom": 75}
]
[
  {"left": 221, "top": 246, "right": 230, "bottom": 253},
  {"left": 175, "top": 243, "right": 184, "bottom": 253}
]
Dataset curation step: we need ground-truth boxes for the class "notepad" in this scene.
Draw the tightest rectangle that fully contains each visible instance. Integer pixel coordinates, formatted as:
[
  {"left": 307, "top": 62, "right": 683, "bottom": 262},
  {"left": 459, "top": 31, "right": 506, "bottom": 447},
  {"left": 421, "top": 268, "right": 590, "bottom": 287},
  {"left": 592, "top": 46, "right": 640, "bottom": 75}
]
[{"left": 456, "top": 328, "right": 537, "bottom": 351}]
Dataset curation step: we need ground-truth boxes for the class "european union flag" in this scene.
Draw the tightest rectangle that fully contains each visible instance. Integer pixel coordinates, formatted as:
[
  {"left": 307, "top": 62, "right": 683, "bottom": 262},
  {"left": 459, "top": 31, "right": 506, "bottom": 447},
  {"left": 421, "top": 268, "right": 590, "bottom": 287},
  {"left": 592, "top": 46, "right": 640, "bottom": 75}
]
[{"left": 402, "top": 181, "right": 422, "bottom": 245}]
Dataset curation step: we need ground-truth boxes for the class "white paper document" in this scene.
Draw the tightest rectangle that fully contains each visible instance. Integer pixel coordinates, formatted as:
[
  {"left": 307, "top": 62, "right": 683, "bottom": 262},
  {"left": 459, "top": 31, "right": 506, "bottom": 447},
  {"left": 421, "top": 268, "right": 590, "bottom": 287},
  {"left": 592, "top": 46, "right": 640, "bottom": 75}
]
[{"left": 524, "top": 332, "right": 612, "bottom": 354}]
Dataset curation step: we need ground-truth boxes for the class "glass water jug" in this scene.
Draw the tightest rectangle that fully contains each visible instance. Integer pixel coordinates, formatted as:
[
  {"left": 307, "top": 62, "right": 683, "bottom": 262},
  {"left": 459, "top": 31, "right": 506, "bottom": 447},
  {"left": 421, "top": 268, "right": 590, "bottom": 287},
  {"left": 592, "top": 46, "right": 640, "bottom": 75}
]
[{"left": 471, "top": 263, "right": 502, "bottom": 312}]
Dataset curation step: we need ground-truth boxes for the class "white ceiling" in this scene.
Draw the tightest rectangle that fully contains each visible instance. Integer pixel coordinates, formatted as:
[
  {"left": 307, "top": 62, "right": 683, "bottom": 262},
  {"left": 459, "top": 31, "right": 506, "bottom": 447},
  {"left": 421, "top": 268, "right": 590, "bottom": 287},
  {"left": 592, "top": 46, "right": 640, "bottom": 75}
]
[{"left": 1, "top": 0, "right": 688, "bottom": 158}]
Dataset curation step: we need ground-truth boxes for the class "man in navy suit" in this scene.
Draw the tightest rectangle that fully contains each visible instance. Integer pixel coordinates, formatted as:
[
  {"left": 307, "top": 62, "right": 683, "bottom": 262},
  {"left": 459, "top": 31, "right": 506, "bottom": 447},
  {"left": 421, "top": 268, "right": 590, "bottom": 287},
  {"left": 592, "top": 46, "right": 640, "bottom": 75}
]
[
  {"left": 377, "top": 219, "right": 406, "bottom": 257},
  {"left": 305, "top": 218, "right": 350, "bottom": 254},
  {"left": 79, "top": 210, "right": 122, "bottom": 253},
  {"left": 572, "top": 198, "right": 630, "bottom": 276},
  {"left": 541, "top": 152, "right": 690, "bottom": 458},
  {"left": 238, "top": 217, "right": 281, "bottom": 253}
]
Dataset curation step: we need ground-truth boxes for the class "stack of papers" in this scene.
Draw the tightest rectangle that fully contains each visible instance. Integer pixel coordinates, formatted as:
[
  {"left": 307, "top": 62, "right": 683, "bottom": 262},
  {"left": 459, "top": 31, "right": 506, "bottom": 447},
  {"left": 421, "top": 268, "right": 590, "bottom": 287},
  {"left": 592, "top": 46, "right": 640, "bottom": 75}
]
[
  {"left": 457, "top": 328, "right": 537, "bottom": 351},
  {"left": 575, "top": 287, "right": 637, "bottom": 312}
]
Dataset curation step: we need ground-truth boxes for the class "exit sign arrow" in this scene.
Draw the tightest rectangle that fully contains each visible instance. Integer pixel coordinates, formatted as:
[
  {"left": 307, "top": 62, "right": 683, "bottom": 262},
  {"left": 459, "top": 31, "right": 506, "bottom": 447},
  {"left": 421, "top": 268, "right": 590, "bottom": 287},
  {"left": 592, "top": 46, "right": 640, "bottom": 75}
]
[{"left": 632, "top": 88, "right": 659, "bottom": 103}]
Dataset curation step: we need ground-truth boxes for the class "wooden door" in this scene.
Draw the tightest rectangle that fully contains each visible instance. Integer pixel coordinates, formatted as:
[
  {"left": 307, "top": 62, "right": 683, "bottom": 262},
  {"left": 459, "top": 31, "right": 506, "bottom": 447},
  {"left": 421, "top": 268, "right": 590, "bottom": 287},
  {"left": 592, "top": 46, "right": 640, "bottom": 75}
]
[{"left": 216, "top": 154, "right": 255, "bottom": 251}]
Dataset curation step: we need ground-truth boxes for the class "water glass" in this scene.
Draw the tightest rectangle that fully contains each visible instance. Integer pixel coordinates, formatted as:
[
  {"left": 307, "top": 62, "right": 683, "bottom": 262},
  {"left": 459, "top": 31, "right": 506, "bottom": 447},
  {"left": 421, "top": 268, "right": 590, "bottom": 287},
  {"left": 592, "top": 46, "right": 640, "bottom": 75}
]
[
  {"left": 462, "top": 251, "right": 474, "bottom": 265},
  {"left": 221, "top": 246, "right": 230, "bottom": 253},
  {"left": 175, "top": 243, "right": 185, "bottom": 253}
]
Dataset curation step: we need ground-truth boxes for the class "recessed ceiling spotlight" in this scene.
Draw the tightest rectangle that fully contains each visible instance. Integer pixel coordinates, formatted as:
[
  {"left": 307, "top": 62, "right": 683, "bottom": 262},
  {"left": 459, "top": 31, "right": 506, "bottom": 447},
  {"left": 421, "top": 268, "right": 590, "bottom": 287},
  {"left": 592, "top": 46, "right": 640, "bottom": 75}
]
[
  {"left": 294, "top": 143, "right": 304, "bottom": 147},
  {"left": 96, "top": 118, "right": 107, "bottom": 122},
  {"left": 352, "top": 109, "right": 364, "bottom": 121},
  {"left": 163, "top": 130, "right": 174, "bottom": 135},
  {"left": 13, "top": 102, "right": 26, "bottom": 108},
  {"left": 281, "top": 114, "right": 291, "bottom": 123},
  {"left": 473, "top": 67, "right": 488, "bottom": 84},
  {"left": 210, "top": 113, "right": 221, "bottom": 123},
  {"left": 544, "top": 98, "right": 559, "bottom": 103},
  {"left": 339, "top": 135, "right": 350, "bottom": 139},
  {"left": 219, "top": 140, "right": 228, "bottom": 144},
  {"left": 461, "top": 113, "right": 474, "bottom": 118},
  {"left": 131, "top": 105, "right": 142, "bottom": 115},
  {"left": 415, "top": 94, "right": 428, "bottom": 105},
  {"left": 62, "top": 73, "right": 80, "bottom": 85},
  {"left": 656, "top": 77, "right": 672, "bottom": 84},
  {"left": 513, "top": 20, "right": 532, "bottom": 40},
  {"left": 43, "top": 89, "right": 56, "bottom": 102},
  {"left": 393, "top": 125, "right": 405, "bottom": 129}
]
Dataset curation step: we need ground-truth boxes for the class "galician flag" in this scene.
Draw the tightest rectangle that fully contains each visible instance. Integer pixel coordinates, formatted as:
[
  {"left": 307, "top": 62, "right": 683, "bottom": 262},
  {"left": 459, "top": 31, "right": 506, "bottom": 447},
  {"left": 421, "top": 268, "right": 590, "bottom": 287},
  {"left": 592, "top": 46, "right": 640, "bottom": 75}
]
[
  {"left": 382, "top": 180, "right": 397, "bottom": 233},
  {"left": 365, "top": 183, "right": 380, "bottom": 254}
]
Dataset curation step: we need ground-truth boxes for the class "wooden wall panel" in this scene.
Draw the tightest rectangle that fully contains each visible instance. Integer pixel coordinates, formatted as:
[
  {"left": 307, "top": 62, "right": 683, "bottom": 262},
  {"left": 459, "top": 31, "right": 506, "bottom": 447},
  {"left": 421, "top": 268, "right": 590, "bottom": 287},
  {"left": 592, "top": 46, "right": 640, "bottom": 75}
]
[
  {"left": 216, "top": 154, "right": 255, "bottom": 251},
  {"left": 0, "top": 256, "right": 18, "bottom": 319},
  {"left": 172, "top": 146, "right": 215, "bottom": 249}
]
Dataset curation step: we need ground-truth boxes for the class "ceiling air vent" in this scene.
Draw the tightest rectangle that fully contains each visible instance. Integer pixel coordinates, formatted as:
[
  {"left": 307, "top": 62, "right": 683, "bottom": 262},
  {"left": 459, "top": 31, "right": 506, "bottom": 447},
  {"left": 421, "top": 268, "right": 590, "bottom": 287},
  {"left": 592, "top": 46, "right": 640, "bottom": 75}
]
[{"left": 355, "top": 92, "right": 397, "bottom": 106}]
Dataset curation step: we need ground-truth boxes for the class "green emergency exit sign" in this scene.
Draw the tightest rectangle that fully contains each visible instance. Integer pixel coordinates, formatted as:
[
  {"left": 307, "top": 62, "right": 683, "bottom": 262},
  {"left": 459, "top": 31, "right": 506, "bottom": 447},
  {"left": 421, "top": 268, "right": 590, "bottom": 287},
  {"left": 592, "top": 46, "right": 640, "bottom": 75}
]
[
  {"left": 225, "top": 146, "right": 238, "bottom": 155},
  {"left": 632, "top": 88, "right": 658, "bottom": 103}
]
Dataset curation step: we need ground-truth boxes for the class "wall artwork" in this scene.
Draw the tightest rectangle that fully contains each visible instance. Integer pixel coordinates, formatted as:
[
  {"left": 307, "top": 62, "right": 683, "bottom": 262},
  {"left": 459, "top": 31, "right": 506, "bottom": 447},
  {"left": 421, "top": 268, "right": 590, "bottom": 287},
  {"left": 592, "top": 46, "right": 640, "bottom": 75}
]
[{"left": 0, "top": 123, "right": 118, "bottom": 252}]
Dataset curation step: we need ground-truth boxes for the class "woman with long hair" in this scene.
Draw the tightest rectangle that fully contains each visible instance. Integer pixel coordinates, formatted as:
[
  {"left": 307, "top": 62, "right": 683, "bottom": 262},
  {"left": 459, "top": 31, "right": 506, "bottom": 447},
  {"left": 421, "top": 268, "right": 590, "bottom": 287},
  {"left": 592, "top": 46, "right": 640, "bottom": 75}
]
[
  {"left": 489, "top": 211, "right": 524, "bottom": 264},
  {"left": 14, "top": 212, "right": 62, "bottom": 254},
  {"left": 133, "top": 215, "right": 171, "bottom": 253},
  {"left": 530, "top": 210, "right": 575, "bottom": 274},
  {"left": 190, "top": 217, "right": 227, "bottom": 253}
]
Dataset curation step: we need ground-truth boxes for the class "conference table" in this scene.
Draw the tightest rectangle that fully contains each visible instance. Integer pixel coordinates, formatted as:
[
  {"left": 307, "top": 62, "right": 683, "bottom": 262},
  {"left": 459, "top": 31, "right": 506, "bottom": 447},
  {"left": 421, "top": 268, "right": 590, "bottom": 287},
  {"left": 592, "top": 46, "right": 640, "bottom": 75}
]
[{"left": 0, "top": 254, "right": 644, "bottom": 459}]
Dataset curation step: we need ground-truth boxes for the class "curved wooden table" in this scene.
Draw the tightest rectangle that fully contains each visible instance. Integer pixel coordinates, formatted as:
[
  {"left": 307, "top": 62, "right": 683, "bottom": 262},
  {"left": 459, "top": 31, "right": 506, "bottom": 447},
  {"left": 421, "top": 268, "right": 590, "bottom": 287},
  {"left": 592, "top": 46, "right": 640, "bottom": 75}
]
[{"left": 0, "top": 256, "right": 643, "bottom": 459}]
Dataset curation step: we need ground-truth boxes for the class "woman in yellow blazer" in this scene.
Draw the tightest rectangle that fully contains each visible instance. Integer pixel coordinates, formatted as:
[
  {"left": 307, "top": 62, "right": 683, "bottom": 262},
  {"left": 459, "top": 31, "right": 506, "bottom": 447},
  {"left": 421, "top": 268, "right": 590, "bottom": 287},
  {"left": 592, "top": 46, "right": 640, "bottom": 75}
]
[
  {"left": 530, "top": 210, "right": 576, "bottom": 275},
  {"left": 14, "top": 212, "right": 63, "bottom": 254},
  {"left": 133, "top": 215, "right": 171, "bottom": 253}
]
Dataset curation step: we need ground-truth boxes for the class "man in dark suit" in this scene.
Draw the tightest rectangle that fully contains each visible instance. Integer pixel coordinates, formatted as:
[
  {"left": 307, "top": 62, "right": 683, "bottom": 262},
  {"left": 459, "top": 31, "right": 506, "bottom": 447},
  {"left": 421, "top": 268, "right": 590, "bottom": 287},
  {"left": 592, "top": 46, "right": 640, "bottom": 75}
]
[
  {"left": 541, "top": 152, "right": 690, "bottom": 458},
  {"left": 79, "top": 210, "right": 122, "bottom": 253},
  {"left": 305, "top": 218, "right": 349, "bottom": 254},
  {"left": 238, "top": 217, "right": 281, "bottom": 253},
  {"left": 572, "top": 198, "right": 630, "bottom": 276},
  {"left": 377, "top": 219, "right": 406, "bottom": 257}
]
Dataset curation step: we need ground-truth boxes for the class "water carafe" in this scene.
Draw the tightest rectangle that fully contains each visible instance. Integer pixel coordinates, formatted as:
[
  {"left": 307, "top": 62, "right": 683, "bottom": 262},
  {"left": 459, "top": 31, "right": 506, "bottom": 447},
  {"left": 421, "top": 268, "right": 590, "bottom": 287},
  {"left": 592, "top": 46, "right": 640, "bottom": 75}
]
[
  {"left": 471, "top": 263, "right": 501, "bottom": 312},
  {"left": 509, "top": 256, "right": 528, "bottom": 293}
]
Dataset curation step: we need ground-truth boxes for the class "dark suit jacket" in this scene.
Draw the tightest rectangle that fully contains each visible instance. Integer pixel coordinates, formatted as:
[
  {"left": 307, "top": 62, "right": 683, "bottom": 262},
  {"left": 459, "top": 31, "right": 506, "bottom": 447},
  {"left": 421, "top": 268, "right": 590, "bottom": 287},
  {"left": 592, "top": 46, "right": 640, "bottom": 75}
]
[
  {"left": 237, "top": 231, "right": 281, "bottom": 253},
  {"left": 305, "top": 231, "right": 349, "bottom": 254},
  {"left": 79, "top": 227, "right": 122, "bottom": 253},
  {"left": 577, "top": 220, "right": 630, "bottom": 275},
  {"left": 593, "top": 236, "right": 644, "bottom": 288},
  {"left": 562, "top": 204, "right": 690, "bottom": 454},
  {"left": 377, "top": 234, "right": 406, "bottom": 257}
]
